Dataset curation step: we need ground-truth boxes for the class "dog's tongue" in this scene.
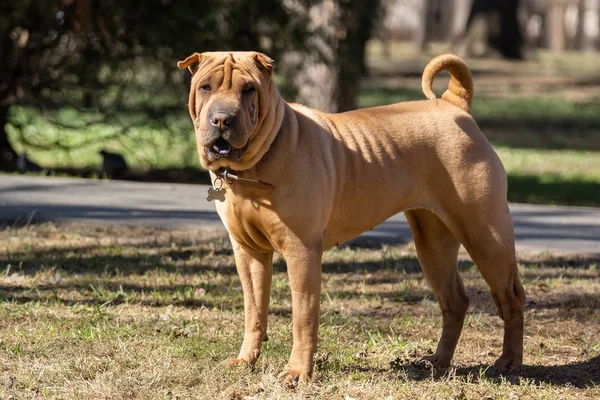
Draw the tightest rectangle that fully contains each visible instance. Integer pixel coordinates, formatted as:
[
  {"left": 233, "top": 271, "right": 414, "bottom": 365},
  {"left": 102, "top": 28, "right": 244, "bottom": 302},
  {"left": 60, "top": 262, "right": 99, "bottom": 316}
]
[{"left": 212, "top": 139, "right": 232, "bottom": 155}]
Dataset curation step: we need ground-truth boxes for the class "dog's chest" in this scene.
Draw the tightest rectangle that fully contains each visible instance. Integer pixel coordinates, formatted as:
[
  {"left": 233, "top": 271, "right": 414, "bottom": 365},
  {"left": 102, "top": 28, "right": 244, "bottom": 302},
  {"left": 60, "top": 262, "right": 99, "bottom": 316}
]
[{"left": 215, "top": 191, "right": 280, "bottom": 251}]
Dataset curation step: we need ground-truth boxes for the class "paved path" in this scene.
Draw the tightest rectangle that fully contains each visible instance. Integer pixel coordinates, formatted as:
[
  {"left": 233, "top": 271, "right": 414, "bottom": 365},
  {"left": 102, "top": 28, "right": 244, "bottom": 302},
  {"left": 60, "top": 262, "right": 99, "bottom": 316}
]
[{"left": 1, "top": 175, "right": 599, "bottom": 255}]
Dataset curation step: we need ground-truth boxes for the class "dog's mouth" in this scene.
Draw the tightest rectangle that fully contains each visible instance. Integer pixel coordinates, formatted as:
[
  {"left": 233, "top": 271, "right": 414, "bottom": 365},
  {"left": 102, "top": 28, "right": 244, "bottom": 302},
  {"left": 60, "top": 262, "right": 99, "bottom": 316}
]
[
  {"left": 204, "top": 137, "right": 250, "bottom": 162},
  {"left": 206, "top": 138, "right": 233, "bottom": 158}
]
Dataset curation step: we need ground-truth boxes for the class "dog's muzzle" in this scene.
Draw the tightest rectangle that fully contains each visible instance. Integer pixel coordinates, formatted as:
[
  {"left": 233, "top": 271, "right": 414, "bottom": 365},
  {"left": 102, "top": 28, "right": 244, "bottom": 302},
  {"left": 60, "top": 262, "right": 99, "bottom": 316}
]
[{"left": 204, "top": 137, "right": 249, "bottom": 162}]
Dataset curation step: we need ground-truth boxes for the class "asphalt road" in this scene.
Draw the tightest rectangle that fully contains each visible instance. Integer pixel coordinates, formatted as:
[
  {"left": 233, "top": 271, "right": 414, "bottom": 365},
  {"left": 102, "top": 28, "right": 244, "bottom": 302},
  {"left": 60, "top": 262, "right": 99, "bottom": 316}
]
[{"left": 1, "top": 174, "right": 599, "bottom": 255}]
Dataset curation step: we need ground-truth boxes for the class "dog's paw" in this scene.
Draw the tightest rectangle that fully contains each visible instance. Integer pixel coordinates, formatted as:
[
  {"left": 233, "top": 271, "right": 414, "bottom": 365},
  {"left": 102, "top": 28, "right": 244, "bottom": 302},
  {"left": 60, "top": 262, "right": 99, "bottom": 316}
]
[
  {"left": 493, "top": 354, "right": 522, "bottom": 374},
  {"left": 281, "top": 369, "right": 310, "bottom": 388},
  {"left": 227, "top": 358, "right": 250, "bottom": 368},
  {"left": 415, "top": 353, "right": 451, "bottom": 369}
]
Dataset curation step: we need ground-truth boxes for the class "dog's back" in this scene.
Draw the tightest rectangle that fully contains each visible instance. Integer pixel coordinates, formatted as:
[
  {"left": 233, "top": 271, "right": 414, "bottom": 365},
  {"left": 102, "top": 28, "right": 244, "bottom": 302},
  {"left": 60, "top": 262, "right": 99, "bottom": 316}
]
[{"left": 301, "top": 56, "right": 504, "bottom": 247}]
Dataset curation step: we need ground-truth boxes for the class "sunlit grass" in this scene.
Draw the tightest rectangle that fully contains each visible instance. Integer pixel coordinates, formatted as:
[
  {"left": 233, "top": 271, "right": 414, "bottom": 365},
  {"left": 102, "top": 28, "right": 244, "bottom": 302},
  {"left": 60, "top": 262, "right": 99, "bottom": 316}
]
[
  {"left": 497, "top": 147, "right": 600, "bottom": 181},
  {"left": 1, "top": 223, "right": 599, "bottom": 399}
]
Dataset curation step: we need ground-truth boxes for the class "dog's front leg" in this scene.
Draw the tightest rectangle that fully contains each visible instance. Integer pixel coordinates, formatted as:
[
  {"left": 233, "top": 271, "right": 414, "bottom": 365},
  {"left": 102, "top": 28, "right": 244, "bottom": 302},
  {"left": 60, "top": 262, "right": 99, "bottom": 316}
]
[
  {"left": 281, "top": 241, "right": 323, "bottom": 385},
  {"left": 227, "top": 239, "right": 273, "bottom": 368}
]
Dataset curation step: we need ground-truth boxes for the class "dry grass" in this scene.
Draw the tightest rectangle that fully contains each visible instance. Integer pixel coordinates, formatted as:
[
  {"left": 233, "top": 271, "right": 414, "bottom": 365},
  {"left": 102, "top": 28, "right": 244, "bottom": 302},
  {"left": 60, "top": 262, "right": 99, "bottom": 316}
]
[{"left": 1, "top": 223, "right": 599, "bottom": 399}]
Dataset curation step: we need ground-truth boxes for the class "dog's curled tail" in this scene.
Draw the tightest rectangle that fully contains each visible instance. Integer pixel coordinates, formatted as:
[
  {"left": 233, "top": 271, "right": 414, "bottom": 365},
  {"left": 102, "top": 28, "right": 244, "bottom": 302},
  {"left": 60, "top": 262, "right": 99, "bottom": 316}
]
[{"left": 422, "top": 54, "right": 473, "bottom": 114}]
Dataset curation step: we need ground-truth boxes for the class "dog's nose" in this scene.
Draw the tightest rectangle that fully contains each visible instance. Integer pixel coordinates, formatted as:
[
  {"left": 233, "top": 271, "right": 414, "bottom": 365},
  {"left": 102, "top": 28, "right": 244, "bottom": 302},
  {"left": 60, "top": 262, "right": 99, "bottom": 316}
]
[{"left": 210, "top": 112, "right": 233, "bottom": 130}]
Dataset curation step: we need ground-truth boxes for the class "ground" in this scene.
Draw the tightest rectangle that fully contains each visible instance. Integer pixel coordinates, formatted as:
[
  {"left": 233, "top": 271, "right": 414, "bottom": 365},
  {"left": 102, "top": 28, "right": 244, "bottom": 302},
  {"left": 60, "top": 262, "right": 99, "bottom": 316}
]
[{"left": 1, "top": 223, "right": 598, "bottom": 399}]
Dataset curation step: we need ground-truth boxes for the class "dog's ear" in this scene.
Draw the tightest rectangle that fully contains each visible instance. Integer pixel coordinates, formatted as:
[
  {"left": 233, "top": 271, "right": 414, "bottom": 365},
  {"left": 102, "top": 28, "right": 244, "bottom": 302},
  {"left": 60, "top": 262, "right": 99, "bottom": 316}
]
[
  {"left": 177, "top": 52, "right": 207, "bottom": 75},
  {"left": 252, "top": 52, "right": 275, "bottom": 75}
]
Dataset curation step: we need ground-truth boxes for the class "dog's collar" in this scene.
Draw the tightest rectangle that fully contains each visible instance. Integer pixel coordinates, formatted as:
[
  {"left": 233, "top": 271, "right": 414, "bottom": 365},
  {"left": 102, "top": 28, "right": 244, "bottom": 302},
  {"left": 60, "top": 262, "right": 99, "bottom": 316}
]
[{"left": 215, "top": 168, "right": 274, "bottom": 190}]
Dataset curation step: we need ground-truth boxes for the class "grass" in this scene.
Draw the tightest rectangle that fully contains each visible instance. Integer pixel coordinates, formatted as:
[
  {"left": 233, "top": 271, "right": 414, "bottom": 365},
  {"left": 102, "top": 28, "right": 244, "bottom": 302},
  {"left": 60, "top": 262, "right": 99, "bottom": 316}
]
[
  {"left": 1, "top": 223, "right": 599, "bottom": 398},
  {"left": 359, "top": 88, "right": 600, "bottom": 150}
]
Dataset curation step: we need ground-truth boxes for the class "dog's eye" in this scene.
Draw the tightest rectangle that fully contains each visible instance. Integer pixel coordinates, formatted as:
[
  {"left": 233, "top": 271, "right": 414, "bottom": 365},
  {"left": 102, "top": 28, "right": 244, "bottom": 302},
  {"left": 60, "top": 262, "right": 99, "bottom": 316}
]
[
  {"left": 201, "top": 84, "right": 211, "bottom": 91},
  {"left": 243, "top": 85, "right": 255, "bottom": 94}
]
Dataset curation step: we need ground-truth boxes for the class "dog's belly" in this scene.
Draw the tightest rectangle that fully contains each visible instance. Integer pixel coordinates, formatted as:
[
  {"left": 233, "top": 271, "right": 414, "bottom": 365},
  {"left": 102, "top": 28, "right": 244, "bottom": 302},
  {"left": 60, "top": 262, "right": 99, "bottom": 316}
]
[
  {"left": 315, "top": 101, "right": 483, "bottom": 248},
  {"left": 322, "top": 162, "right": 423, "bottom": 248},
  {"left": 323, "top": 207, "right": 405, "bottom": 248},
  {"left": 320, "top": 137, "right": 424, "bottom": 249}
]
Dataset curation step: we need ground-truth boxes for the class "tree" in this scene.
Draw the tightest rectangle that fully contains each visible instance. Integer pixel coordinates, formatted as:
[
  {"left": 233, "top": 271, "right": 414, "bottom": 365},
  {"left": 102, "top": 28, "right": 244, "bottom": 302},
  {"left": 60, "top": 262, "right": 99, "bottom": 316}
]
[
  {"left": 0, "top": 0, "right": 315, "bottom": 170},
  {"left": 460, "top": 0, "right": 524, "bottom": 59},
  {"left": 0, "top": 1, "right": 81, "bottom": 169},
  {"left": 336, "top": 0, "right": 383, "bottom": 111},
  {"left": 418, "top": 0, "right": 525, "bottom": 59},
  {"left": 292, "top": 0, "right": 383, "bottom": 113}
]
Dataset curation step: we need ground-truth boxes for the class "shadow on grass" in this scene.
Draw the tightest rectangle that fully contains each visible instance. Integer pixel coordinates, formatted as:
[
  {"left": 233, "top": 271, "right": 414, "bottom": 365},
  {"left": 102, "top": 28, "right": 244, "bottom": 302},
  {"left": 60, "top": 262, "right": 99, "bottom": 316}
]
[
  {"left": 2, "top": 232, "right": 598, "bottom": 277},
  {"left": 391, "top": 356, "right": 600, "bottom": 389},
  {"left": 2, "top": 241, "right": 599, "bottom": 315},
  {"left": 507, "top": 173, "right": 600, "bottom": 207},
  {"left": 0, "top": 286, "right": 244, "bottom": 312},
  {"left": 481, "top": 119, "right": 600, "bottom": 151},
  {"left": 2, "top": 224, "right": 599, "bottom": 316},
  {"left": 1, "top": 242, "right": 237, "bottom": 277},
  {"left": 7, "top": 242, "right": 595, "bottom": 282}
]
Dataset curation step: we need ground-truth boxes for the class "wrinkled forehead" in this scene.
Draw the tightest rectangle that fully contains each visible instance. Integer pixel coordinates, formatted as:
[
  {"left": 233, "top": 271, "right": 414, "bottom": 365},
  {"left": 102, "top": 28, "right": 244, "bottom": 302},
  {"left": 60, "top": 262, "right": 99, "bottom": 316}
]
[
  {"left": 194, "top": 52, "right": 259, "bottom": 82},
  {"left": 202, "top": 51, "right": 257, "bottom": 62}
]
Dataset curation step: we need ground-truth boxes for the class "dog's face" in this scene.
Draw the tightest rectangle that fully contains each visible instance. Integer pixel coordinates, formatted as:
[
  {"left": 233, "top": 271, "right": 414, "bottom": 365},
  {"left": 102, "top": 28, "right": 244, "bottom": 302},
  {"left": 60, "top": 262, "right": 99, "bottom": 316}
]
[{"left": 178, "top": 51, "right": 275, "bottom": 170}]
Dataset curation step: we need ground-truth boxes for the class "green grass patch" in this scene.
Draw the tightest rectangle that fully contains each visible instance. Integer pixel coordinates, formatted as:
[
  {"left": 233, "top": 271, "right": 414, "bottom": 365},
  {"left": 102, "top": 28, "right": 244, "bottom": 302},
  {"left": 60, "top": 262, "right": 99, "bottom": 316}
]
[
  {"left": 496, "top": 146, "right": 600, "bottom": 206},
  {"left": 359, "top": 85, "right": 600, "bottom": 150},
  {"left": 507, "top": 173, "right": 600, "bottom": 206}
]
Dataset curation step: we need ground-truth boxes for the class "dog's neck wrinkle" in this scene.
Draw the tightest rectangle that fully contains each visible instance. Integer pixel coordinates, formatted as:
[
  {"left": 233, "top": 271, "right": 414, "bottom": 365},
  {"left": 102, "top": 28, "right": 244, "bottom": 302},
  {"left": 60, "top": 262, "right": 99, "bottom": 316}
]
[
  {"left": 240, "top": 90, "right": 285, "bottom": 170},
  {"left": 251, "top": 101, "right": 296, "bottom": 170},
  {"left": 210, "top": 85, "right": 285, "bottom": 173}
]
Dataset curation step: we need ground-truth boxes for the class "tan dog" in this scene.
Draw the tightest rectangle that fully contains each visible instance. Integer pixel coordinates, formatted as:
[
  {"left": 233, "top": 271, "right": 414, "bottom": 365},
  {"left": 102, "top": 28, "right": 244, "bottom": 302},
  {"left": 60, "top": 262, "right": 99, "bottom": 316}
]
[{"left": 178, "top": 52, "right": 525, "bottom": 383}]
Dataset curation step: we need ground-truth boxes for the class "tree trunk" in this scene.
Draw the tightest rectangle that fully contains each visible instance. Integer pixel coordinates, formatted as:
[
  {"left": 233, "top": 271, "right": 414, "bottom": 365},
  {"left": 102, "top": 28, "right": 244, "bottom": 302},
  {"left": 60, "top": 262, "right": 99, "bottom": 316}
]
[
  {"left": 336, "top": 0, "right": 381, "bottom": 112},
  {"left": 0, "top": 105, "right": 17, "bottom": 171},
  {"left": 579, "top": 0, "right": 599, "bottom": 52},
  {"left": 449, "top": 0, "right": 473, "bottom": 41},
  {"left": 459, "top": 0, "right": 524, "bottom": 59},
  {"left": 292, "top": 0, "right": 381, "bottom": 113},
  {"left": 418, "top": 0, "right": 451, "bottom": 48},
  {"left": 492, "top": 0, "right": 524, "bottom": 59},
  {"left": 547, "top": 0, "right": 568, "bottom": 52},
  {"left": 574, "top": 0, "right": 586, "bottom": 50},
  {"left": 292, "top": 1, "right": 338, "bottom": 113}
]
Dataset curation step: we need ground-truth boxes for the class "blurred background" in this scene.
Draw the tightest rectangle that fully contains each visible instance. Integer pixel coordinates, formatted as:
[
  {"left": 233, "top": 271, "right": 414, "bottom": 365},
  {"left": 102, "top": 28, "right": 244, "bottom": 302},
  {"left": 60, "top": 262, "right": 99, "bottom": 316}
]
[{"left": 1, "top": 0, "right": 599, "bottom": 206}]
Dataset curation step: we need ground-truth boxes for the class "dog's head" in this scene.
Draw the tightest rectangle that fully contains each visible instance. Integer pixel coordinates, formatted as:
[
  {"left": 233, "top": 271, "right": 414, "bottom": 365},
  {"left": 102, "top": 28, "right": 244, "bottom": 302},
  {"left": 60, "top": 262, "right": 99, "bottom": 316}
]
[{"left": 178, "top": 51, "right": 276, "bottom": 170}]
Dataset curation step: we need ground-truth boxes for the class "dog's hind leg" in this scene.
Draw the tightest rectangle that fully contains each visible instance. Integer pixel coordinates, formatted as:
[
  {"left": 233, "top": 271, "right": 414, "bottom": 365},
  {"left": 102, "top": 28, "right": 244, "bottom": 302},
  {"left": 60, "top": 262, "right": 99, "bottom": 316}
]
[
  {"left": 405, "top": 208, "right": 468, "bottom": 367},
  {"left": 441, "top": 203, "right": 525, "bottom": 373}
]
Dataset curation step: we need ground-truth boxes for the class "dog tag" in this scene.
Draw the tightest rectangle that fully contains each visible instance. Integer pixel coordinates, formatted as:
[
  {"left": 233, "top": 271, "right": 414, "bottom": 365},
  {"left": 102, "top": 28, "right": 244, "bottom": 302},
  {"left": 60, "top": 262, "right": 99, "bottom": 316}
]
[
  {"left": 207, "top": 187, "right": 226, "bottom": 202},
  {"left": 207, "top": 177, "right": 226, "bottom": 202}
]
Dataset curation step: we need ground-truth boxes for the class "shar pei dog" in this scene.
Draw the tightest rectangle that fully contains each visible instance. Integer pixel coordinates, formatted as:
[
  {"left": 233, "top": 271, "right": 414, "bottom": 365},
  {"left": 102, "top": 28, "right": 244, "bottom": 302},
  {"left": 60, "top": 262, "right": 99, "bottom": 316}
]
[{"left": 178, "top": 51, "right": 525, "bottom": 384}]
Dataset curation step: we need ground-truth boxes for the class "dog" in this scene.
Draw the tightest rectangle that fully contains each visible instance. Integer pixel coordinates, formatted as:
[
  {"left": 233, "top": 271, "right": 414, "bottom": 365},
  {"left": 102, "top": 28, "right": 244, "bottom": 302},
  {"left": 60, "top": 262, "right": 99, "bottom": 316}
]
[{"left": 178, "top": 52, "right": 525, "bottom": 384}]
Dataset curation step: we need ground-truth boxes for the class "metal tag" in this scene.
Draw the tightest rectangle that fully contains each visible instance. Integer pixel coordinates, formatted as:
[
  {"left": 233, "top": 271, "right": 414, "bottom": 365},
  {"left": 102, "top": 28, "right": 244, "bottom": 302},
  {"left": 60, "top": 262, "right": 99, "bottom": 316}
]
[
  {"left": 207, "top": 187, "right": 226, "bottom": 202},
  {"left": 207, "top": 177, "right": 226, "bottom": 202}
]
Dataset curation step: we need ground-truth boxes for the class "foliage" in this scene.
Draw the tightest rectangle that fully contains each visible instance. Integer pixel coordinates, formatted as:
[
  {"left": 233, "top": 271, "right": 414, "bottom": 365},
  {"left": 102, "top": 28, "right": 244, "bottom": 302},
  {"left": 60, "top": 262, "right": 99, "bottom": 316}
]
[{"left": 0, "top": 0, "right": 318, "bottom": 169}]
